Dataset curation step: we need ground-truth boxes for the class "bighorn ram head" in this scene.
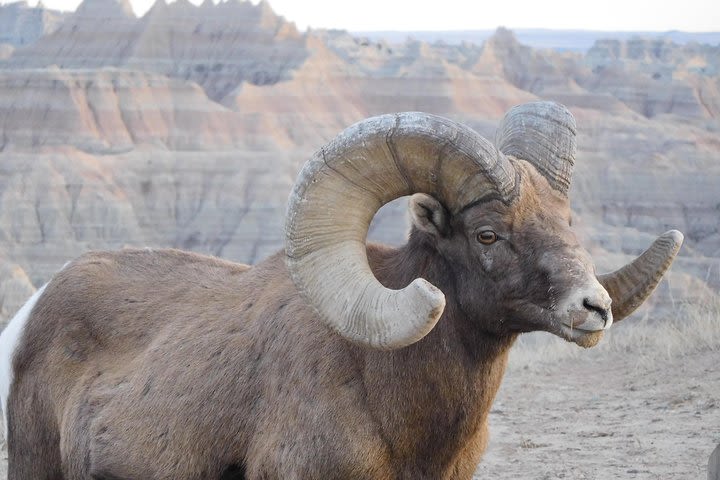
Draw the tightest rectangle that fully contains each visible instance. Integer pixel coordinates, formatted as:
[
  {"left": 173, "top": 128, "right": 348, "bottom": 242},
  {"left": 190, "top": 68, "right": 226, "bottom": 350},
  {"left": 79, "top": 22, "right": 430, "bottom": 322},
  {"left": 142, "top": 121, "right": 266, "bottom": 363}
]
[{"left": 286, "top": 102, "right": 682, "bottom": 349}]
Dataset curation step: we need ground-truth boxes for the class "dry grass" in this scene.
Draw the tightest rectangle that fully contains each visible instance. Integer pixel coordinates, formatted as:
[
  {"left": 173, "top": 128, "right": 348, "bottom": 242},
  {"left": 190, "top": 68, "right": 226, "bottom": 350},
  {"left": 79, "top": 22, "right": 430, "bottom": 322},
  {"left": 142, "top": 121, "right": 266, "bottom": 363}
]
[{"left": 508, "top": 293, "right": 720, "bottom": 371}]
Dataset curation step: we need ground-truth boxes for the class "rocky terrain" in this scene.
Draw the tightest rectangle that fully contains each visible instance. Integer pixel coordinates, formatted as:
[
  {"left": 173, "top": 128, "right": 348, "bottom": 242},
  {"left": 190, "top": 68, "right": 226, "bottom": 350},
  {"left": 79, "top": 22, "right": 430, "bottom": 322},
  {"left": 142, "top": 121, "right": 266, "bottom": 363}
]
[
  {"left": 360, "top": 29, "right": 720, "bottom": 52},
  {"left": 0, "top": 0, "right": 718, "bottom": 477},
  {"left": 0, "top": 1, "right": 66, "bottom": 50}
]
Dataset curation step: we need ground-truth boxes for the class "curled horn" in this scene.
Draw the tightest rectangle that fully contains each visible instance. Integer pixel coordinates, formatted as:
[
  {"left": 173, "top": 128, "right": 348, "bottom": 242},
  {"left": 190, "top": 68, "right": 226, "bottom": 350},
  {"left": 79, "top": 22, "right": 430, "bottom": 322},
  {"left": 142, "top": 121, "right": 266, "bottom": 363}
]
[
  {"left": 496, "top": 101, "right": 576, "bottom": 196},
  {"left": 598, "top": 230, "right": 684, "bottom": 322},
  {"left": 285, "top": 112, "right": 516, "bottom": 350}
]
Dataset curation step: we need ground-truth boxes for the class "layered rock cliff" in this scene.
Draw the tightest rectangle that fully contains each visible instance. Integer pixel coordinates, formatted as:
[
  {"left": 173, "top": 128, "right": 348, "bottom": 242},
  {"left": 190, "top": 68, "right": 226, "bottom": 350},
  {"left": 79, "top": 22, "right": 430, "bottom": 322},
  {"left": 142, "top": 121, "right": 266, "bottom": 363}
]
[
  {"left": 0, "top": 1, "right": 67, "bottom": 47},
  {"left": 7, "top": 0, "right": 308, "bottom": 101},
  {"left": 0, "top": 67, "right": 274, "bottom": 151},
  {"left": 581, "top": 37, "right": 720, "bottom": 118}
]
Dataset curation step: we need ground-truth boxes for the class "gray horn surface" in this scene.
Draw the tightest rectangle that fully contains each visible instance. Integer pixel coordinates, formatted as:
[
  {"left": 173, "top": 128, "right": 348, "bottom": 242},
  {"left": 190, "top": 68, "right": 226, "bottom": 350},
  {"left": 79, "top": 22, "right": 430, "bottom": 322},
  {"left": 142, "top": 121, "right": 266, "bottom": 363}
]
[
  {"left": 598, "top": 230, "right": 684, "bottom": 322},
  {"left": 496, "top": 101, "right": 577, "bottom": 196},
  {"left": 285, "top": 112, "right": 516, "bottom": 349}
]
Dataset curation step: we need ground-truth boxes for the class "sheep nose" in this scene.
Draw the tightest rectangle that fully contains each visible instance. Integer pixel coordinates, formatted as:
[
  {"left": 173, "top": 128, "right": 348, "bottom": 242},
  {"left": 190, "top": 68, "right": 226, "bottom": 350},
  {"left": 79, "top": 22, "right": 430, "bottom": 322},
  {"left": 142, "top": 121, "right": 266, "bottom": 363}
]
[{"left": 582, "top": 295, "right": 612, "bottom": 329}]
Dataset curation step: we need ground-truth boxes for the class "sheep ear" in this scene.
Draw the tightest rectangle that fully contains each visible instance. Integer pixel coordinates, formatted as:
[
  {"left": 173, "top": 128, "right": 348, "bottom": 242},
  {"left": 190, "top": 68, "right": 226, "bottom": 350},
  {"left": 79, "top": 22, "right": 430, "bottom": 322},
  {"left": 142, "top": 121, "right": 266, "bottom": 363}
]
[{"left": 409, "top": 193, "right": 450, "bottom": 237}]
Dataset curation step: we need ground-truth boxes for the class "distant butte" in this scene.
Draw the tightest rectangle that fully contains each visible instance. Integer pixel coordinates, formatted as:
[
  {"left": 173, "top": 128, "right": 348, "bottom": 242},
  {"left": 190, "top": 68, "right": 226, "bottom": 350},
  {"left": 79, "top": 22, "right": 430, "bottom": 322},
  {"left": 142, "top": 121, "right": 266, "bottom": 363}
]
[{"left": 0, "top": 0, "right": 67, "bottom": 46}]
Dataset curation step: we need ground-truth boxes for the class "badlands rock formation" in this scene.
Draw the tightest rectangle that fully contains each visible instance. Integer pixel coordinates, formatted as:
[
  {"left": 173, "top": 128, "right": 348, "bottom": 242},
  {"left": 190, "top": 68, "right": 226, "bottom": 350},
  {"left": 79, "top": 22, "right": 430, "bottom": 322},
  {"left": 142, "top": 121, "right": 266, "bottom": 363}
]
[
  {"left": 0, "top": 0, "right": 717, "bottom": 325},
  {"left": 582, "top": 38, "right": 720, "bottom": 118},
  {"left": 0, "top": 67, "right": 268, "bottom": 151},
  {"left": 7, "top": 0, "right": 308, "bottom": 101},
  {"left": 0, "top": 1, "right": 66, "bottom": 47}
]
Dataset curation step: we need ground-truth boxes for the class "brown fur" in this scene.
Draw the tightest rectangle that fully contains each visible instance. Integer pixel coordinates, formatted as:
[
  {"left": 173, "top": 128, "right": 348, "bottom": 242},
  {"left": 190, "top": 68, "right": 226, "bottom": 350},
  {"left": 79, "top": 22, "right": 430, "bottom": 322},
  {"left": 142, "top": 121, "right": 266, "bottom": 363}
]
[{"left": 7, "top": 163, "right": 606, "bottom": 479}]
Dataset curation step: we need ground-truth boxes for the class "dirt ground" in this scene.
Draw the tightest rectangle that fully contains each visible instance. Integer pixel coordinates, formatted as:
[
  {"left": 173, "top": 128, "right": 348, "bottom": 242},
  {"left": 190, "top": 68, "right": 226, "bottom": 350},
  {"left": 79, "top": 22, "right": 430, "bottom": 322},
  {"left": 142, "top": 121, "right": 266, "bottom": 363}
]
[
  {"left": 476, "top": 348, "right": 719, "bottom": 479},
  {"left": 1, "top": 349, "right": 717, "bottom": 479}
]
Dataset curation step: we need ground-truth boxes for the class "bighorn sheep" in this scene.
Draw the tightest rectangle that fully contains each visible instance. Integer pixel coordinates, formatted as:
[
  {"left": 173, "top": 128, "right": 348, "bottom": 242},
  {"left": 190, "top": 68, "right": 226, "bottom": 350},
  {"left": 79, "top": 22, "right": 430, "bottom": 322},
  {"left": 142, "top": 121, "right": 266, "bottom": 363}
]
[{"left": 0, "top": 102, "right": 682, "bottom": 479}]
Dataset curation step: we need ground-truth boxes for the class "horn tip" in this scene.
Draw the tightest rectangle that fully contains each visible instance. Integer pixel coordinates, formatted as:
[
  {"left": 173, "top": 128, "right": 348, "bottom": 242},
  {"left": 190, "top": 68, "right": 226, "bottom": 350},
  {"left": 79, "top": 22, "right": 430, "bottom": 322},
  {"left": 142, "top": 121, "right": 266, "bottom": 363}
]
[
  {"left": 663, "top": 230, "right": 684, "bottom": 249},
  {"left": 411, "top": 278, "right": 447, "bottom": 321},
  {"left": 370, "top": 279, "right": 446, "bottom": 351}
]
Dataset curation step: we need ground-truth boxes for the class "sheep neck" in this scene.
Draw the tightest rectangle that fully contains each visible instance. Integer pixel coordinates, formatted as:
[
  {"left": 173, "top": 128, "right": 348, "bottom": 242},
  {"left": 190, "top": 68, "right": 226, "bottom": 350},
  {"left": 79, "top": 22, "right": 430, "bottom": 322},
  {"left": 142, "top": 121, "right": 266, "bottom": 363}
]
[{"left": 360, "top": 239, "right": 517, "bottom": 473}]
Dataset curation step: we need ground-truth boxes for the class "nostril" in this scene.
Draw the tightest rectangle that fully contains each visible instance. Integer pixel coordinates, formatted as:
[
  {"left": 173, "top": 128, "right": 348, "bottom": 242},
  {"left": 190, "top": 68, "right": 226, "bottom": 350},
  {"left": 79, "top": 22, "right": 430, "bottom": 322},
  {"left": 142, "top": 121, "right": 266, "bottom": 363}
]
[{"left": 583, "top": 297, "right": 609, "bottom": 324}]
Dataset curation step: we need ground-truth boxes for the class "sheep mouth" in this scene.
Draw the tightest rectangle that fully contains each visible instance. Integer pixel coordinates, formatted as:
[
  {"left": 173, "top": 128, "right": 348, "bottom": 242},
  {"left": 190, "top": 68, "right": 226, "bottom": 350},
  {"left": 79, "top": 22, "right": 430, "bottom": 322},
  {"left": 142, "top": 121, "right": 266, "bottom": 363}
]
[
  {"left": 552, "top": 310, "right": 606, "bottom": 348},
  {"left": 513, "top": 302, "right": 606, "bottom": 348},
  {"left": 557, "top": 323, "right": 605, "bottom": 348}
]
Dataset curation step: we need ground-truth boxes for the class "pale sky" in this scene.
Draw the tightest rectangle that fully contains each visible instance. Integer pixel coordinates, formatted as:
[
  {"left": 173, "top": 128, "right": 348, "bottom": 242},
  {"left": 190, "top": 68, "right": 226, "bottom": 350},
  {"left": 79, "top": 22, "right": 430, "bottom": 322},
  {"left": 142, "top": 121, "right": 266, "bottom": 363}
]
[{"left": 9, "top": 0, "right": 720, "bottom": 32}]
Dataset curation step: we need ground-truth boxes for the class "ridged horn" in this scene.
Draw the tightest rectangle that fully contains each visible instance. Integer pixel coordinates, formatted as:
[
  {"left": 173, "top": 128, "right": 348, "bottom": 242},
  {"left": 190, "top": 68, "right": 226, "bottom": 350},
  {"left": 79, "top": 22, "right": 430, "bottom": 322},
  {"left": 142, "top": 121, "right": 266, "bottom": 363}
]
[
  {"left": 286, "top": 112, "right": 516, "bottom": 350},
  {"left": 496, "top": 101, "right": 576, "bottom": 196},
  {"left": 598, "top": 230, "right": 684, "bottom": 322}
]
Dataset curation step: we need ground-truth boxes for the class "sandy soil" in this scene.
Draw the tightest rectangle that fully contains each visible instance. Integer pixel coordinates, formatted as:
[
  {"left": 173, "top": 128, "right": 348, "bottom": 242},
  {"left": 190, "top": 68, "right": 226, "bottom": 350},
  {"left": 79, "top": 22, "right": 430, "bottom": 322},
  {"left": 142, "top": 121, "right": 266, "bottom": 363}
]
[
  {"left": 476, "top": 348, "right": 719, "bottom": 479},
  {"left": 1, "top": 349, "right": 717, "bottom": 479}
]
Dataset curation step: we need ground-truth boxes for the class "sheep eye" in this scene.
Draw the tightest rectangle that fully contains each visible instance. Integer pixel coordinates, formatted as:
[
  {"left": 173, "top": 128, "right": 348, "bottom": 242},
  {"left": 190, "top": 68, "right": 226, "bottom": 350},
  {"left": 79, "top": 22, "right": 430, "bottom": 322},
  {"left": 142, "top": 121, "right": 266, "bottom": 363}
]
[{"left": 477, "top": 230, "right": 497, "bottom": 245}]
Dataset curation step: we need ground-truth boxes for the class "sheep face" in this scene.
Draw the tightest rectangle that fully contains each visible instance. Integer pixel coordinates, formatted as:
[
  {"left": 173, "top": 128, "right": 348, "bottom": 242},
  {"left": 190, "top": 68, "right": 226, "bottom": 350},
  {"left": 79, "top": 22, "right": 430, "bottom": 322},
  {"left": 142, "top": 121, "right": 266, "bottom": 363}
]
[{"left": 410, "top": 160, "right": 610, "bottom": 348}]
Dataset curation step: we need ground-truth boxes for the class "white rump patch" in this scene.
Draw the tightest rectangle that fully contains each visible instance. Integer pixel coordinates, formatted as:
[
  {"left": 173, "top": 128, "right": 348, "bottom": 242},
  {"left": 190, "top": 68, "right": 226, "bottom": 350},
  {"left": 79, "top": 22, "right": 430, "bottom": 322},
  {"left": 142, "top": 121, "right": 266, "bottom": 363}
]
[{"left": 0, "top": 283, "right": 47, "bottom": 440}]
